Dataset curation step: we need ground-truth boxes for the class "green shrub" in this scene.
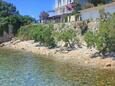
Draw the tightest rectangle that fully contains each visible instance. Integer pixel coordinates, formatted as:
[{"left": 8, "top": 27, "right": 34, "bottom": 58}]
[
  {"left": 84, "top": 31, "right": 95, "bottom": 48},
  {"left": 84, "top": 14, "right": 115, "bottom": 55},
  {"left": 0, "top": 29, "right": 3, "bottom": 36},
  {"left": 53, "top": 28, "right": 78, "bottom": 48},
  {"left": 17, "top": 25, "right": 33, "bottom": 40},
  {"left": 17, "top": 24, "right": 56, "bottom": 47}
]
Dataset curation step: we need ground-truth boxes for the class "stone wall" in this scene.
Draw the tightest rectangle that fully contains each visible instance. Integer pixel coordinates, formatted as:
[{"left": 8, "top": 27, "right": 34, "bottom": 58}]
[
  {"left": 0, "top": 31, "right": 13, "bottom": 43},
  {"left": 53, "top": 20, "right": 99, "bottom": 47},
  {"left": 80, "top": 2, "right": 115, "bottom": 20}
]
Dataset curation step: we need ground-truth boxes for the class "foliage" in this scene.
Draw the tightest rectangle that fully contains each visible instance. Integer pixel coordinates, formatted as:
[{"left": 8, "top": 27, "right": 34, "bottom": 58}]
[
  {"left": 84, "top": 31, "right": 95, "bottom": 48},
  {"left": 0, "top": 0, "right": 36, "bottom": 36},
  {"left": 98, "top": 7, "right": 108, "bottom": 20},
  {"left": 97, "top": 14, "right": 115, "bottom": 52},
  {"left": 0, "top": 26, "right": 4, "bottom": 36},
  {"left": 17, "top": 25, "right": 33, "bottom": 40},
  {"left": 17, "top": 24, "right": 56, "bottom": 47},
  {"left": 21, "top": 16, "right": 36, "bottom": 26},
  {"left": 84, "top": 14, "right": 115, "bottom": 55},
  {"left": 87, "top": 0, "right": 112, "bottom": 6},
  {"left": 82, "top": 3, "right": 94, "bottom": 9},
  {"left": 39, "top": 11, "right": 49, "bottom": 20},
  {"left": 53, "top": 28, "right": 78, "bottom": 48},
  {"left": 0, "top": 0, "right": 19, "bottom": 17}
]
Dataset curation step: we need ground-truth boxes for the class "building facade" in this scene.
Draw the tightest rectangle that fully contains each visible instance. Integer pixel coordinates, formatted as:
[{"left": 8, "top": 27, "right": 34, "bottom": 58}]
[
  {"left": 80, "top": 2, "right": 115, "bottom": 20},
  {"left": 48, "top": 0, "right": 114, "bottom": 23},
  {"left": 55, "top": 0, "right": 88, "bottom": 14},
  {"left": 55, "top": 0, "right": 113, "bottom": 15},
  {"left": 55, "top": 0, "right": 73, "bottom": 14}
]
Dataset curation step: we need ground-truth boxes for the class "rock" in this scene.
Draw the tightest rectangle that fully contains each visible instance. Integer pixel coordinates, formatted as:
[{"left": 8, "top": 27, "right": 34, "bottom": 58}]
[
  {"left": 105, "top": 52, "right": 110, "bottom": 56},
  {"left": 74, "top": 44, "right": 78, "bottom": 49},
  {"left": 12, "top": 40, "right": 21, "bottom": 45},
  {"left": 0, "top": 44, "right": 4, "bottom": 47},
  {"left": 106, "top": 63, "right": 111, "bottom": 67},
  {"left": 110, "top": 52, "right": 115, "bottom": 57},
  {"left": 10, "top": 38, "right": 17, "bottom": 43},
  {"left": 54, "top": 50, "right": 57, "bottom": 54},
  {"left": 85, "top": 61, "right": 89, "bottom": 64},
  {"left": 26, "top": 40, "right": 34, "bottom": 44},
  {"left": 33, "top": 42, "right": 40, "bottom": 47},
  {"left": 21, "top": 48, "right": 25, "bottom": 50},
  {"left": 3, "top": 42, "right": 11, "bottom": 46},
  {"left": 56, "top": 48, "right": 61, "bottom": 52},
  {"left": 62, "top": 51, "right": 69, "bottom": 53}
]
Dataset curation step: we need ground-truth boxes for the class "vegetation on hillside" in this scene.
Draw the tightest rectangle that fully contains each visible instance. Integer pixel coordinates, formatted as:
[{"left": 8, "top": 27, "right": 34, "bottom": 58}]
[
  {"left": 1, "top": 0, "right": 115, "bottom": 56},
  {"left": 39, "top": 11, "right": 49, "bottom": 23},
  {"left": 84, "top": 14, "right": 115, "bottom": 56},
  {"left": 17, "top": 24, "right": 80, "bottom": 48},
  {"left": 17, "top": 24, "right": 56, "bottom": 47},
  {"left": 53, "top": 28, "right": 79, "bottom": 48},
  {"left": 0, "top": 0, "right": 36, "bottom": 36},
  {"left": 17, "top": 13, "right": 115, "bottom": 53}
]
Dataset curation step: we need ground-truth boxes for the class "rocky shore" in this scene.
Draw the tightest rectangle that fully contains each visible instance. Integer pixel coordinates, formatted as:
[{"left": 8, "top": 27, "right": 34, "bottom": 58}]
[{"left": 1, "top": 39, "right": 115, "bottom": 69}]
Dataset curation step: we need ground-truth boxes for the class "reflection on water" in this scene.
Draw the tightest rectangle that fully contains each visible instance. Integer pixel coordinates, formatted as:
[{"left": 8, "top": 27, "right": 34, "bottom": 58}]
[{"left": 0, "top": 48, "right": 115, "bottom": 86}]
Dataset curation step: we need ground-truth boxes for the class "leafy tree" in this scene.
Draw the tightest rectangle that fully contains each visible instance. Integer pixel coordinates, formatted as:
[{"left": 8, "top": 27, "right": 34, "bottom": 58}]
[
  {"left": 39, "top": 11, "right": 49, "bottom": 23},
  {"left": 84, "top": 14, "right": 115, "bottom": 56},
  {"left": 53, "top": 28, "right": 78, "bottom": 48},
  {"left": 17, "top": 24, "right": 56, "bottom": 48},
  {"left": 84, "top": 31, "right": 95, "bottom": 48},
  {"left": 0, "top": 0, "right": 19, "bottom": 17},
  {"left": 97, "top": 14, "right": 115, "bottom": 52},
  {"left": 21, "top": 16, "right": 36, "bottom": 26},
  {"left": 39, "top": 11, "right": 49, "bottom": 20},
  {"left": 88, "top": 0, "right": 112, "bottom": 6},
  {"left": 0, "top": 0, "right": 36, "bottom": 36},
  {"left": 72, "top": 3, "right": 81, "bottom": 15},
  {"left": 40, "top": 25, "right": 55, "bottom": 47},
  {"left": 82, "top": 3, "right": 94, "bottom": 9}
]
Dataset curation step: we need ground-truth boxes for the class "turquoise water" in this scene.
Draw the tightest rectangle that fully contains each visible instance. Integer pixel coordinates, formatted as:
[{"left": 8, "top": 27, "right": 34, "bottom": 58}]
[{"left": 0, "top": 48, "right": 115, "bottom": 86}]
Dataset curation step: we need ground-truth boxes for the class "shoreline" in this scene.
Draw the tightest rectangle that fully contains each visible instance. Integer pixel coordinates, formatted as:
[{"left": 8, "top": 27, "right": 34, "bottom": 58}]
[{"left": 1, "top": 40, "right": 115, "bottom": 69}]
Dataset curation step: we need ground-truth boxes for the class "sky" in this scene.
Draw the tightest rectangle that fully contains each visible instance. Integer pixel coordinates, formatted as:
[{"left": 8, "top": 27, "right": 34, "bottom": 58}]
[{"left": 4, "top": 0, "right": 55, "bottom": 19}]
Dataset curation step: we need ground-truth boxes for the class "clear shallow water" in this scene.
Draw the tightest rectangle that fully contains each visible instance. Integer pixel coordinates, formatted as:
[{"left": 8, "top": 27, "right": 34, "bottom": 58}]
[{"left": 0, "top": 48, "right": 115, "bottom": 86}]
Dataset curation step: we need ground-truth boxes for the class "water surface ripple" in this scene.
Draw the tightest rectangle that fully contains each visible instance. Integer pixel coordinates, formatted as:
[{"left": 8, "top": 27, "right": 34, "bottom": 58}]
[{"left": 0, "top": 48, "right": 115, "bottom": 86}]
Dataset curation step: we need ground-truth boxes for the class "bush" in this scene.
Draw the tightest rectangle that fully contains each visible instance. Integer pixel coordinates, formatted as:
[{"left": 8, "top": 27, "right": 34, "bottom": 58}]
[
  {"left": 84, "top": 31, "right": 95, "bottom": 48},
  {"left": 82, "top": 3, "right": 94, "bottom": 9},
  {"left": 17, "top": 24, "right": 56, "bottom": 47},
  {"left": 17, "top": 25, "right": 34, "bottom": 40},
  {"left": 84, "top": 14, "right": 115, "bottom": 55},
  {"left": 0, "top": 28, "right": 3, "bottom": 36},
  {"left": 53, "top": 28, "right": 78, "bottom": 48}
]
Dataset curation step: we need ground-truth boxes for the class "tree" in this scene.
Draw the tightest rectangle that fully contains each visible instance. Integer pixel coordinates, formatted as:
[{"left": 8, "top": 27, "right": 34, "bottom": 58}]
[
  {"left": 39, "top": 11, "right": 49, "bottom": 20},
  {"left": 0, "top": 0, "right": 19, "bottom": 17},
  {"left": 88, "top": 0, "right": 108, "bottom": 6},
  {"left": 84, "top": 14, "right": 115, "bottom": 56},
  {"left": 84, "top": 31, "right": 95, "bottom": 48},
  {"left": 17, "top": 24, "right": 56, "bottom": 48},
  {"left": 39, "top": 11, "right": 49, "bottom": 23},
  {"left": 22, "top": 16, "right": 36, "bottom": 25},
  {"left": 0, "top": 0, "right": 36, "bottom": 36},
  {"left": 99, "top": 7, "right": 108, "bottom": 20},
  {"left": 53, "top": 28, "right": 78, "bottom": 48}
]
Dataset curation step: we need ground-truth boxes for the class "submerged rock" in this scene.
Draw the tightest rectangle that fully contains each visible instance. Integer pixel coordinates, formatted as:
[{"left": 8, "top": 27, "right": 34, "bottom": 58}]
[
  {"left": 0, "top": 44, "right": 4, "bottom": 47},
  {"left": 106, "top": 63, "right": 111, "bottom": 67}
]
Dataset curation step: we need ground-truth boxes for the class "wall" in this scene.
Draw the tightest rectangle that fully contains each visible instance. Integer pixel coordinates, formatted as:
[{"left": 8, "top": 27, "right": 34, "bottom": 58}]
[{"left": 80, "top": 2, "right": 115, "bottom": 20}]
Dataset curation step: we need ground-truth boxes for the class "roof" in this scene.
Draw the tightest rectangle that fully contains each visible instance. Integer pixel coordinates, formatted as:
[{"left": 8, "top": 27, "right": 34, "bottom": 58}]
[{"left": 48, "top": 13, "right": 71, "bottom": 18}]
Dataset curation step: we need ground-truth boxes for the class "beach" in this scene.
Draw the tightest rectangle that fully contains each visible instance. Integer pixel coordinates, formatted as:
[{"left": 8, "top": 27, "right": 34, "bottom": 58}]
[{"left": 1, "top": 39, "right": 115, "bottom": 69}]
